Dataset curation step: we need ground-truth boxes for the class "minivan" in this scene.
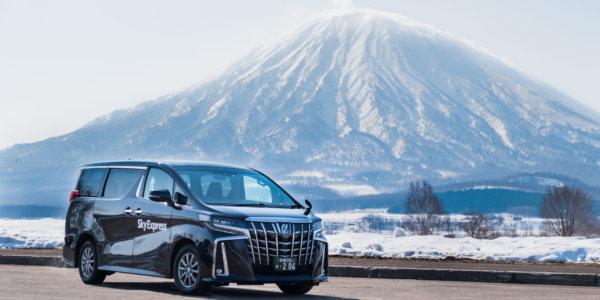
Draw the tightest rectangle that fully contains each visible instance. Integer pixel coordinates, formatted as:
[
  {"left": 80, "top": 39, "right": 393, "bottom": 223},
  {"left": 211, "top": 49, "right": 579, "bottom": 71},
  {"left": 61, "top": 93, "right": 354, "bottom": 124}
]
[{"left": 63, "top": 160, "right": 328, "bottom": 295}]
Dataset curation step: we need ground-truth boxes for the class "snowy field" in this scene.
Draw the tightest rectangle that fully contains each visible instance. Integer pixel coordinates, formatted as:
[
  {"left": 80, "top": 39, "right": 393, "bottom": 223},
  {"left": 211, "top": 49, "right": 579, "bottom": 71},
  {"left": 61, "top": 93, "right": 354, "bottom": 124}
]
[
  {"left": 1, "top": 215, "right": 599, "bottom": 264},
  {"left": 0, "top": 218, "right": 63, "bottom": 249},
  {"left": 328, "top": 233, "right": 600, "bottom": 263},
  {"left": 320, "top": 209, "right": 543, "bottom": 236},
  {"left": 322, "top": 210, "right": 600, "bottom": 264}
]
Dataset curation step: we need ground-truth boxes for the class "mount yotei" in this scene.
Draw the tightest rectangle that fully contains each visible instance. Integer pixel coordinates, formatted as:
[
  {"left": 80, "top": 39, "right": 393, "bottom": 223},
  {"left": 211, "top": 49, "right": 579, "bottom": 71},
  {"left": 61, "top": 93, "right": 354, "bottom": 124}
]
[{"left": 1, "top": 10, "right": 599, "bottom": 206}]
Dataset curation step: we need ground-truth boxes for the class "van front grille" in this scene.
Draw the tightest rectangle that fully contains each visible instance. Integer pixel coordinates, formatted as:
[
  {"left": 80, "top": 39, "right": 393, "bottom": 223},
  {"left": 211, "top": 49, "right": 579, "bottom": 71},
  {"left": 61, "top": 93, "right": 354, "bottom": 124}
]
[{"left": 246, "top": 222, "right": 316, "bottom": 269}]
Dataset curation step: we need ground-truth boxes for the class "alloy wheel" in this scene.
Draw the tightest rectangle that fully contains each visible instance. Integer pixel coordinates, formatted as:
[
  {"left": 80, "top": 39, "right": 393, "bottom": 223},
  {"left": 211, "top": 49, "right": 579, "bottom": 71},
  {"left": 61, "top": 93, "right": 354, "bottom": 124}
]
[
  {"left": 177, "top": 252, "right": 200, "bottom": 288},
  {"left": 80, "top": 247, "right": 95, "bottom": 278}
]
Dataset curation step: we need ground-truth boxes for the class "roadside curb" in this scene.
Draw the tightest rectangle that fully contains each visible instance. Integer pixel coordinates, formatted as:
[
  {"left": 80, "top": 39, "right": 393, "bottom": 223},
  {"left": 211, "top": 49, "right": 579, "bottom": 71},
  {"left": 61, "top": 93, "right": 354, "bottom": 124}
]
[
  {"left": 328, "top": 266, "right": 600, "bottom": 287},
  {"left": 0, "top": 255, "right": 65, "bottom": 268},
  {"left": 0, "top": 255, "right": 598, "bottom": 287}
]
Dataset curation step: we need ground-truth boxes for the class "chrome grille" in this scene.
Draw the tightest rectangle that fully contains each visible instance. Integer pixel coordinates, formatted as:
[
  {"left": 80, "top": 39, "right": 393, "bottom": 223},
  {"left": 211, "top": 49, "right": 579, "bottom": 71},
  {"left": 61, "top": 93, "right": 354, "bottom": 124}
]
[{"left": 247, "top": 222, "right": 316, "bottom": 267}]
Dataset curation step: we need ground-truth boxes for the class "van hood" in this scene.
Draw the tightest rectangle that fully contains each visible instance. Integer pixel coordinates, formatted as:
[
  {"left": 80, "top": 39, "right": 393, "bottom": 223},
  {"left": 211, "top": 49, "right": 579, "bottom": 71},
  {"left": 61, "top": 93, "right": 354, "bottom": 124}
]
[{"left": 207, "top": 205, "right": 320, "bottom": 223}]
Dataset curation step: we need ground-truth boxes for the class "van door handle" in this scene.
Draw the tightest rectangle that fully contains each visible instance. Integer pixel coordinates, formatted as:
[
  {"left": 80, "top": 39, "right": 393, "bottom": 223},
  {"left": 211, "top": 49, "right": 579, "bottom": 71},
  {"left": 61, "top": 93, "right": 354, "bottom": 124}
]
[
  {"left": 135, "top": 208, "right": 143, "bottom": 215},
  {"left": 124, "top": 207, "right": 133, "bottom": 215}
]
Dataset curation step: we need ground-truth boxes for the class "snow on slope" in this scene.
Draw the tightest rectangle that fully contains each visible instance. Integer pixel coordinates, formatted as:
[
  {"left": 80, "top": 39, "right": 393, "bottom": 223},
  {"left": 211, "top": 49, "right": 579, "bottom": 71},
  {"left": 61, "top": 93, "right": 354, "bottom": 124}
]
[
  {"left": 0, "top": 218, "right": 63, "bottom": 249},
  {"left": 1, "top": 9, "right": 599, "bottom": 205}
]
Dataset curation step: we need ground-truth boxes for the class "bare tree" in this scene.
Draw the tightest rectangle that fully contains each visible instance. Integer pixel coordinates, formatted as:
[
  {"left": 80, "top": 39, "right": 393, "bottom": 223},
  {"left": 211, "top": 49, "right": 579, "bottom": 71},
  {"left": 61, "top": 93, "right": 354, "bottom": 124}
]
[
  {"left": 459, "top": 212, "right": 502, "bottom": 239},
  {"left": 403, "top": 180, "right": 444, "bottom": 235},
  {"left": 540, "top": 186, "right": 598, "bottom": 237},
  {"left": 500, "top": 223, "right": 518, "bottom": 237}
]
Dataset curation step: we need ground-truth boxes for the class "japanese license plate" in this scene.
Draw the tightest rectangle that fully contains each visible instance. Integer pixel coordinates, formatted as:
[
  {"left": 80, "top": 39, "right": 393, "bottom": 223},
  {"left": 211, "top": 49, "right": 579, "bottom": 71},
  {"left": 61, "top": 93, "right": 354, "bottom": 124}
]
[{"left": 274, "top": 257, "right": 296, "bottom": 272}]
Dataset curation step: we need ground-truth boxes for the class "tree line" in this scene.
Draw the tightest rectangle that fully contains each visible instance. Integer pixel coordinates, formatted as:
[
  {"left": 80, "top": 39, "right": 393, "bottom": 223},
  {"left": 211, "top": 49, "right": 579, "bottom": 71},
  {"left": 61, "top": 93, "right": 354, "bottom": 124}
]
[{"left": 401, "top": 180, "right": 599, "bottom": 238}]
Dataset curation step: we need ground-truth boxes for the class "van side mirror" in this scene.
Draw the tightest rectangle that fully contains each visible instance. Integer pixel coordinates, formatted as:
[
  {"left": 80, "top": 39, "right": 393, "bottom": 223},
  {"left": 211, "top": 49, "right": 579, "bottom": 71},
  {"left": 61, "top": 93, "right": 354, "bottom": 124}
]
[
  {"left": 149, "top": 189, "right": 171, "bottom": 202},
  {"left": 304, "top": 199, "right": 313, "bottom": 215},
  {"left": 174, "top": 191, "right": 188, "bottom": 205}
]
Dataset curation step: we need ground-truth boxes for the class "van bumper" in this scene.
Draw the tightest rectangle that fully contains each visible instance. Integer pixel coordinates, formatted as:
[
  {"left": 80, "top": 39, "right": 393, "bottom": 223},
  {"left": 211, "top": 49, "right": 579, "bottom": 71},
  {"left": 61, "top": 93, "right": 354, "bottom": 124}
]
[
  {"left": 62, "top": 234, "right": 76, "bottom": 268},
  {"left": 208, "top": 237, "right": 328, "bottom": 284}
]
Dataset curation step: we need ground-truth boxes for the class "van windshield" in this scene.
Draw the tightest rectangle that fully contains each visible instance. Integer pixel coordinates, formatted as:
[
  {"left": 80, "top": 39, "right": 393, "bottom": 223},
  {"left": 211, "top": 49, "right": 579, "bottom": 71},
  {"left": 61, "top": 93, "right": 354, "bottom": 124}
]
[{"left": 173, "top": 167, "right": 298, "bottom": 208}]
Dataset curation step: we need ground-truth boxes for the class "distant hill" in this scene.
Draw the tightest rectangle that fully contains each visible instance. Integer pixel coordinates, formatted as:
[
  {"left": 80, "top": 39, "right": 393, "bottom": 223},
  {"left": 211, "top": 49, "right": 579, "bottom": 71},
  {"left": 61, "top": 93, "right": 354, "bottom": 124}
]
[
  {"left": 0, "top": 205, "right": 66, "bottom": 219},
  {"left": 436, "top": 172, "right": 600, "bottom": 197},
  {"left": 388, "top": 189, "right": 544, "bottom": 216},
  {"left": 316, "top": 173, "right": 600, "bottom": 215}
]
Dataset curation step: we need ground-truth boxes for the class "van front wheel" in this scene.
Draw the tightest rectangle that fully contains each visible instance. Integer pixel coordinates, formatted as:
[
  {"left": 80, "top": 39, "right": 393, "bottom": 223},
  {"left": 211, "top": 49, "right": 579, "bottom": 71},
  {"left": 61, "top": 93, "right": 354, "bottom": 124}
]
[
  {"left": 277, "top": 282, "right": 314, "bottom": 295},
  {"left": 173, "top": 244, "right": 210, "bottom": 294}
]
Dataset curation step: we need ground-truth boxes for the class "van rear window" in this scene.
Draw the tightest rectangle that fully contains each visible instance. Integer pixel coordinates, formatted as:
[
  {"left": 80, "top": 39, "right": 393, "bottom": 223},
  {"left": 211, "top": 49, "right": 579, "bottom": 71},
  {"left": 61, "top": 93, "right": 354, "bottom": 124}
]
[{"left": 77, "top": 168, "right": 108, "bottom": 197}]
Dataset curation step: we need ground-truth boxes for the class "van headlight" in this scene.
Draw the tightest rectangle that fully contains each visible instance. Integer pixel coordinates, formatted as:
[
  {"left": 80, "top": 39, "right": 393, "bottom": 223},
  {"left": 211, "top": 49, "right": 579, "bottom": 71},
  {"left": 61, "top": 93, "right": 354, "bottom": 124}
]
[
  {"left": 209, "top": 217, "right": 249, "bottom": 236},
  {"left": 314, "top": 230, "right": 326, "bottom": 240},
  {"left": 313, "top": 220, "right": 324, "bottom": 230},
  {"left": 313, "top": 220, "right": 326, "bottom": 241}
]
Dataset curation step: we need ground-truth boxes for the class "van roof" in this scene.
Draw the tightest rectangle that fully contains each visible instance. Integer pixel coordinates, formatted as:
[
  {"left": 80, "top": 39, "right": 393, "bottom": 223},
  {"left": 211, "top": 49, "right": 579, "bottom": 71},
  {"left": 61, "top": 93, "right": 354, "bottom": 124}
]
[{"left": 81, "top": 160, "right": 252, "bottom": 171}]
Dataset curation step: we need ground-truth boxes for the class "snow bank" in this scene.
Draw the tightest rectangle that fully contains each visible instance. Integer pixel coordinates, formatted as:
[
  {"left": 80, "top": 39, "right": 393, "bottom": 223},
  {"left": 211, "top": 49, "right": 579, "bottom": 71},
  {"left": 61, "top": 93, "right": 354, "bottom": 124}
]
[
  {"left": 0, "top": 218, "right": 64, "bottom": 249},
  {"left": 328, "top": 232, "right": 600, "bottom": 263}
]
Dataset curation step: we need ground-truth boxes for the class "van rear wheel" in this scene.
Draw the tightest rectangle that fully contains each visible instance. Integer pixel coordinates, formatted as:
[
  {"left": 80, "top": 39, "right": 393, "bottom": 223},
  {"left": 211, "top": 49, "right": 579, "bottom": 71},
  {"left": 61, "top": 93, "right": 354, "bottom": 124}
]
[
  {"left": 277, "top": 282, "right": 314, "bottom": 295},
  {"left": 78, "top": 241, "right": 106, "bottom": 284},
  {"left": 173, "top": 244, "right": 210, "bottom": 294}
]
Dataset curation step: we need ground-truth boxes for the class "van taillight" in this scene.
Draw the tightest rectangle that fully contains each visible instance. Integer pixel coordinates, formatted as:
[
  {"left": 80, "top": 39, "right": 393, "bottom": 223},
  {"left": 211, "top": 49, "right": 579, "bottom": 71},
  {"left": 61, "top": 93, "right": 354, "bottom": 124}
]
[{"left": 70, "top": 190, "right": 80, "bottom": 202}]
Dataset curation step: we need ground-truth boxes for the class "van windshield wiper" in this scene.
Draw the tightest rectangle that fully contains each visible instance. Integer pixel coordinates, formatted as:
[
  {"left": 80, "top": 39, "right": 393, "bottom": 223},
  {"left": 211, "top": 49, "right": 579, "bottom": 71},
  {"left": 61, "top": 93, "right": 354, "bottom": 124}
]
[{"left": 225, "top": 203, "right": 278, "bottom": 208}]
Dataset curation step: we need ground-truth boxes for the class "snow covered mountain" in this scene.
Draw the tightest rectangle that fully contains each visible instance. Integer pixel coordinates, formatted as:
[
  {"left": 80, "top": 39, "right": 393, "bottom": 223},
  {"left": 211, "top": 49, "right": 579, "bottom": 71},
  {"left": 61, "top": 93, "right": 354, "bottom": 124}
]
[{"left": 1, "top": 10, "right": 599, "bottom": 205}]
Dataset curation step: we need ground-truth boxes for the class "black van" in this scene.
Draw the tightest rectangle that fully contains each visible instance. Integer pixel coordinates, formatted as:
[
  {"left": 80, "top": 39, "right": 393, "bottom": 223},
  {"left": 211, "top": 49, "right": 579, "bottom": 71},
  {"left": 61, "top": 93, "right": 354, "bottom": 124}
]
[{"left": 63, "top": 160, "right": 328, "bottom": 295}]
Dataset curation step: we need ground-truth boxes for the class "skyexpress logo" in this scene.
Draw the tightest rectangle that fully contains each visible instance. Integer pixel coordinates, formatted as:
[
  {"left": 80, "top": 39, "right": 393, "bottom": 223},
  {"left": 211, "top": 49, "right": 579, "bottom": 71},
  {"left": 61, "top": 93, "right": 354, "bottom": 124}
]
[{"left": 137, "top": 219, "right": 168, "bottom": 232}]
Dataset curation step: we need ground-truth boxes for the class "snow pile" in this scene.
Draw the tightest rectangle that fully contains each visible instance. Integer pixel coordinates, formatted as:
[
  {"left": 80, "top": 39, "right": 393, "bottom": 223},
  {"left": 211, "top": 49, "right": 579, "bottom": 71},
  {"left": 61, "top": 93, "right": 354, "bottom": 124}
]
[
  {"left": 328, "top": 232, "right": 600, "bottom": 263},
  {"left": 0, "top": 218, "right": 64, "bottom": 249}
]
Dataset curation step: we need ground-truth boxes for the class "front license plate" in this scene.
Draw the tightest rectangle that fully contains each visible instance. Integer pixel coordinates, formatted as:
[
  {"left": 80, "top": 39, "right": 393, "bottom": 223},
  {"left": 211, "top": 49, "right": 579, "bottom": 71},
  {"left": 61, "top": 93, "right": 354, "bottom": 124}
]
[{"left": 274, "top": 257, "right": 296, "bottom": 272}]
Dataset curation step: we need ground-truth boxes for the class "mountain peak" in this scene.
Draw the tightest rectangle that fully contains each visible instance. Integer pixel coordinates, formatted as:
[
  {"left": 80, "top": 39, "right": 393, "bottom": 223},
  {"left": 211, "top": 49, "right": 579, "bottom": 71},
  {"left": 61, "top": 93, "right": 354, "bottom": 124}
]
[{"left": 1, "top": 10, "right": 598, "bottom": 204}]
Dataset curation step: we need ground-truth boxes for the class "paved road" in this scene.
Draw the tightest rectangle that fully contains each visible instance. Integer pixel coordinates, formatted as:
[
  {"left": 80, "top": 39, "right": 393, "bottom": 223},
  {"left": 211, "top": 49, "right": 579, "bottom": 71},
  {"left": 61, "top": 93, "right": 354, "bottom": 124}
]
[{"left": 0, "top": 265, "right": 599, "bottom": 299}]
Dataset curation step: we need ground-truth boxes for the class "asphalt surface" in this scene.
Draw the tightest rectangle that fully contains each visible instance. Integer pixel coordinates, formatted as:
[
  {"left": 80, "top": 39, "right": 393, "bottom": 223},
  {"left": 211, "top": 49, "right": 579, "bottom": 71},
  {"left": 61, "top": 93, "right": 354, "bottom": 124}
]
[
  {"left": 2, "top": 249, "right": 599, "bottom": 275},
  {"left": 0, "top": 265, "right": 599, "bottom": 299}
]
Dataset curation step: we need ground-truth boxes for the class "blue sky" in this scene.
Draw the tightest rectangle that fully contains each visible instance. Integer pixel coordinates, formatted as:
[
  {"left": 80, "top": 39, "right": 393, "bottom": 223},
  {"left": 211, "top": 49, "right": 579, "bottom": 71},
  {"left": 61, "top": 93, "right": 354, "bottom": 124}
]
[{"left": 1, "top": 0, "right": 599, "bottom": 149}]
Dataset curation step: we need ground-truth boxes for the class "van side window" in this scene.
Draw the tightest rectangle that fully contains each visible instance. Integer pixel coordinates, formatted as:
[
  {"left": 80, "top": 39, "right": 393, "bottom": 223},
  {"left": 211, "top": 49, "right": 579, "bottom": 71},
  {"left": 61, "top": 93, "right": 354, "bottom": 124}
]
[
  {"left": 143, "top": 168, "right": 174, "bottom": 199},
  {"left": 77, "top": 168, "right": 108, "bottom": 197},
  {"left": 103, "top": 169, "right": 144, "bottom": 198}
]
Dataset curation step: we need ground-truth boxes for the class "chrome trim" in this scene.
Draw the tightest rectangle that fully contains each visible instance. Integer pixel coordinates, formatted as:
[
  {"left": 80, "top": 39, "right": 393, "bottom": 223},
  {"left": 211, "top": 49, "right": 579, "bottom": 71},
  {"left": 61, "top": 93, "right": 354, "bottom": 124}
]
[
  {"left": 82, "top": 165, "right": 147, "bottom": 170},
  {"left": 251, "top": 222, "right": 261, "bottom": 265},
  {"left": 211, "top": 235, "right": 247, "bottom": 278},
  {"left": 291, "top": 223, "right": 295, "bottom": 257},
  {"left": 314, "top": 236, "right": 328, "bottom": 243},
  {"left": 305, "top": 223, "right": 311, "bottom": 265},
  {"left": 310, "top": 228, "right": 323, "bottom": 263},
  {"left": 321, "top": 245, "right": 326, "bottom": 276},
  {"left": 244, "top": 217, "right": 311, "bottom": 223},
  {"left": 98, "top": 265, "right": 162, "bottom": 277},
  {"left": 260, "top": 223, "right": 269, "bottom": 265},
  {"left": 299, "top": 224, "right": 304, "bottom": 264},
  {"left": 220, "top": 243, "right": 229, "bottom": 276},
  {"left": 246, "top": 221, "right": 319, "bottom": 267},
  {"left": 271, "top": 223, "right": 279, "bottom": 257}
]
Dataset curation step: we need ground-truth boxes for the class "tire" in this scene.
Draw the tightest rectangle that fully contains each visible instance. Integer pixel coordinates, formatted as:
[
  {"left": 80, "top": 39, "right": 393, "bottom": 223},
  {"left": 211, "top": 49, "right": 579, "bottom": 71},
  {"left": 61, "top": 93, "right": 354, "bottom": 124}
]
[
  {"left": 277, "top": 282, "right": 314, "bottom": 295},
  {"left": 173, "top": 244, "right": 210, "bottom": 294},
  {"left": 78, "top": 241, "right": 106, "bottom": 284}
]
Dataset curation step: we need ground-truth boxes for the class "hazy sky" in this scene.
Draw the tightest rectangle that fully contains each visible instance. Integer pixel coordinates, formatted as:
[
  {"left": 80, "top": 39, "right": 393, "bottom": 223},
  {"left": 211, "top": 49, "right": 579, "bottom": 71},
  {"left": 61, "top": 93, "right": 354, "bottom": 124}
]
[{"left": 1, "top": 0, "right": 599, "bottom": 149}]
